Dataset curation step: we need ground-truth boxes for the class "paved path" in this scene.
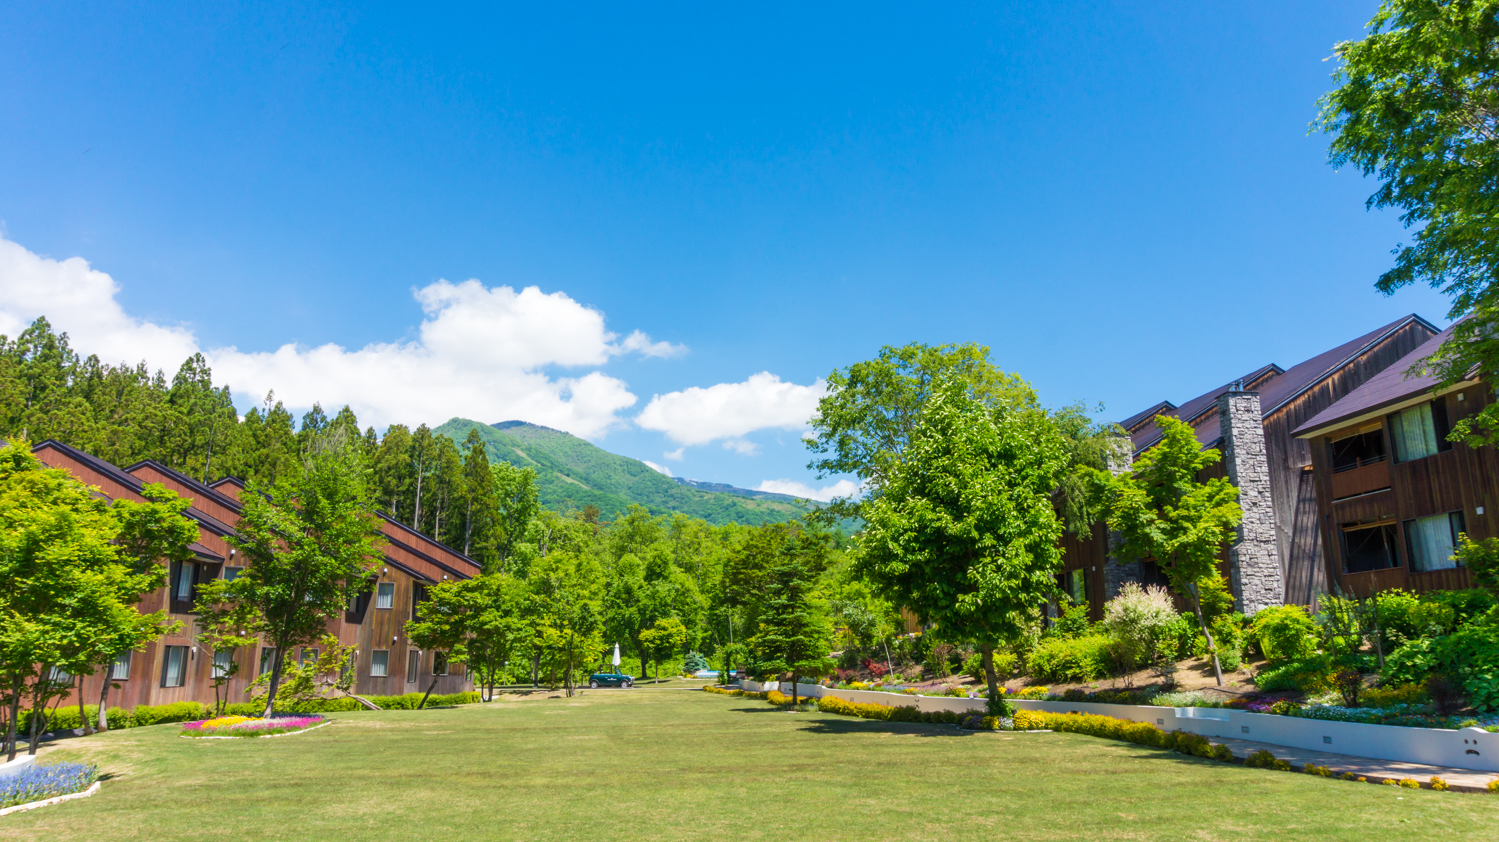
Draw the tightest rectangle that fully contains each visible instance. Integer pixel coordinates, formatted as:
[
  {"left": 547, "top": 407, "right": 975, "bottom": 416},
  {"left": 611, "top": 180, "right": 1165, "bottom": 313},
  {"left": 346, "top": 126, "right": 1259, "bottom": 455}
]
[{"left": 1214, "top": 736, "right": 1498, "bottom": 793}]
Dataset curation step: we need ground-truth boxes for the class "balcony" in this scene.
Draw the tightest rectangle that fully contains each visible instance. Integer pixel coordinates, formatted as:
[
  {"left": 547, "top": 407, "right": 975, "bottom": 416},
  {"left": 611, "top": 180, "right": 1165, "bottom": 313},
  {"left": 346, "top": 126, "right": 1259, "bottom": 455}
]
[{"left": 1330, "top": 459, "right": 1390, "bottom": 500}]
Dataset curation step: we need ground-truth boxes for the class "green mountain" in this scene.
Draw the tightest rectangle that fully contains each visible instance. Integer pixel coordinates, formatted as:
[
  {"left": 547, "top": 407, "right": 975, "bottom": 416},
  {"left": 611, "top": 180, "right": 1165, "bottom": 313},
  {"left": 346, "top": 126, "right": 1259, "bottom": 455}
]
[{"left": 433, "top": 418, "right": 821, "bottom": 527}]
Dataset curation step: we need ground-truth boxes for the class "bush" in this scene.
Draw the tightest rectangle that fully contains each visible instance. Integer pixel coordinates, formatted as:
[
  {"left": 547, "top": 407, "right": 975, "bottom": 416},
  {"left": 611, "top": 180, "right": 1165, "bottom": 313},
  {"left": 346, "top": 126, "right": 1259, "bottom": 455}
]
[
  {"left": 1244, "top": 749, "right": 1292, "bottom": 771},
  {"left": 1430, "top": 776, "right": 1450, "bottom": 791},
  {"left": 961, "top": 653, "right": 984, "bottom": 683},
  {"left": 130, "top": 701, "right": 212, "bottom": 727},
  {"left": 1360, "top": 683, "right": 1428, "bottom": 708},
  {"left": 683, "top": 651, "right": 709, "bottom": 672},
  {"left": 1010, "top": 686, "right": 1050, "bottom": 700},
  {"left": 1102, "top": 583, "right": 1181, "bottom": 674},
  {"left": 1050, "top": 600, "right": 1094, "bottom": 639},
  {"left": 1027, "top": 634, "right": 1116, "bottom": 682},
  {"left": 1255, "top": 653, "right": 1337, "bottom": 693},
  {"left": 1250, "top": 605, "right": 1320, "bottom": 663},
  {"left": 1383, "top": 623, "right": 1499, "bottom": 711}
]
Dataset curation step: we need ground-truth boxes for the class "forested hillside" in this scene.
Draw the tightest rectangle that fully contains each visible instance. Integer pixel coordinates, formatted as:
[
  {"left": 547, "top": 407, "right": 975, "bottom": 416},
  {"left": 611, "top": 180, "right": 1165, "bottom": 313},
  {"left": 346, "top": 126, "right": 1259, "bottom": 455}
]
[{"left": 434, "top": 418, "right": 820, "bottom": 527}]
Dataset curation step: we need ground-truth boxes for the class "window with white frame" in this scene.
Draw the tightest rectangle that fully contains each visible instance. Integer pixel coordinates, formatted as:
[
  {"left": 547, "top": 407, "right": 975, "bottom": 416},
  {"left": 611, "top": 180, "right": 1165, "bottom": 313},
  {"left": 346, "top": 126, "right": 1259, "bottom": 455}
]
[
  {"left": 171, "top": 561, "right": 196, "bottom": 602},
  {"left": 212, "top": 650, "right": 234, "bottom": 679},
  {"left": 223, "top": 566, "right": 243, "bottom": 581},
  {"left": 161, "top": 645, "right": 188, "bottom": 687},
  {"left": 1389, "top": 401, "right": 1453, "bottom": 463},
  {"left": 370, "top": 649, "right": 390, "bottom": 677},
  {"left": 407, "top": 649, "right": 419, "bottom": 683},
  {"left": 259, "top": 647, "right": 277, "bottom": 676},
  {"left": 433, "top": 651, "right": 449, "bottom": 676},
  {"left": 376, "top": 582, "right": 395, "bottom": 609},
  {"left": 111, "top": 650, "right": 133, "bottom": 680}
]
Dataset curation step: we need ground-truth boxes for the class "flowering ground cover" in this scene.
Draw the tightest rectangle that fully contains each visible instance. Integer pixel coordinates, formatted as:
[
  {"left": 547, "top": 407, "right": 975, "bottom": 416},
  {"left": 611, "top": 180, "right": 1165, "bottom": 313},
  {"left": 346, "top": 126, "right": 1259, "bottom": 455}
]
[
  {"left": 180, "top": 714, "right": 326, "bottom": 738},
  {"left": 0, "top": 762, "right": 98, "bottom": 809},
  {"left": 6, "top": 686, "right": 1497, "bottom": 841}
]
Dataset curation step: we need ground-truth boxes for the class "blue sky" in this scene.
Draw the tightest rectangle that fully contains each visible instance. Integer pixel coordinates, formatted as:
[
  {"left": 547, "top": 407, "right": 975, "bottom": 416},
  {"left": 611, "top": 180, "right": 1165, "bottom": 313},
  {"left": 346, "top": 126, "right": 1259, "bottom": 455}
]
[{"left": 0, "top": 2, "right": 1454, "bottom": 498}]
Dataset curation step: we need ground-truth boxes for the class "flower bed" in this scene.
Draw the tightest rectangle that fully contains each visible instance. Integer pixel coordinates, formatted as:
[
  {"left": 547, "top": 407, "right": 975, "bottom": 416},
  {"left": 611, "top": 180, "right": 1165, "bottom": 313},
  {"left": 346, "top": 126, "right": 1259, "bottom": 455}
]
[
  {"left": 180, "top": 714, "right": 326, "bottom": 738},
  {"left": 1, "top": 762, "right": 98, "bottom": 809}
]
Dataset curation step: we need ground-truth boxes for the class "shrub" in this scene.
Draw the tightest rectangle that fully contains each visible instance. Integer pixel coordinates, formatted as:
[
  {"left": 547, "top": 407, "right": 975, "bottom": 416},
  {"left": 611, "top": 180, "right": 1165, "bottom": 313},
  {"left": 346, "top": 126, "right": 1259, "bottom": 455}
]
[
  {"left": 1488, "top": 779, "right": 1499, "bottom": 794},
  {"left": 1010, "top": 686, "right": 1050, "bottom": 700},
  {"left": 1430, "top": 776, "right": 1450, "bottom": 791},
  {"left": 1304, "top": 764, "right": 1333, "bottom": 777},
  {"left": 1103, "top": 583, "right": 1181, "bottom": 674},
  {"left": 1244, "top": 749, "right": 1292, "bottom": 771},
  {"left": 1361, "top": 683, "right": 1428, "bottom": 708},
  {"left": 683, "top": 651, "right": 709, "bottom": 673},
  {"left": 1397, "top": 778, "right": 1421, "bottom": 789},
  {"left": 1250, "top": 605, "right": 1320, "bottom": 663},
  {"left": 1255, "top": 653, "right": 1337, "bottom": 693},
  {"left": 704, "top": 685, "right": 744, "bottom": 696},
  {"left": 131, "top": 701, "right": 211, "bottom": 727},
  {"left": 1027, "top": 634, "right": 1116, "bottom": 683},
  {"left": 1385, "top": 625, "right": 1499, "bottom": 712},
  {"left": 961, "top": 653, "right": 984, "bottom": 683},
  {"left": 0, "top": 762, "right": 98, "bottom": 809},
  {"left": 1212, "top": 743, "right": 1234, "bottom": 762},
  {"left": 1050, "top": 600, "right": 1094, "bottom": 639}
]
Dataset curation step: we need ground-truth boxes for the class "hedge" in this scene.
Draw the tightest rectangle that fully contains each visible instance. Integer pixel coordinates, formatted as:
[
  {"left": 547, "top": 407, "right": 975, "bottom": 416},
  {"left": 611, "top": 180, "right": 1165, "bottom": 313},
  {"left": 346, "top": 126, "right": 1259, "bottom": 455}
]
[{"left": 18, "top": 692, "right": 482, "bottom": 734}]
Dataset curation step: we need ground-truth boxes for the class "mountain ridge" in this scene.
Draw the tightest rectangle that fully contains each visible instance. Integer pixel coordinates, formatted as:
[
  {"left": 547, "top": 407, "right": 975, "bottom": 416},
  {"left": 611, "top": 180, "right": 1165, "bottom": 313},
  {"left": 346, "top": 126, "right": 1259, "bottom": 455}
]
[{"left": 433, "top": 418, "right": 822, "bottom": 527}]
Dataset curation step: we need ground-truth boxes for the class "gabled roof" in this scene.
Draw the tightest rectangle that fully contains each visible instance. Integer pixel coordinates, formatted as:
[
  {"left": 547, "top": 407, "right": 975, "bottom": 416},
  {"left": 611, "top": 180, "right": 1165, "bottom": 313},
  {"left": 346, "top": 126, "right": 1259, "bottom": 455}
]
[
  {"left": 1292, "top": 324, "right": 1459, "bottom": 439},
  {"left": 1120, "top": 401, "right": 1176, "bottom": 433},
  {"left": 1122, "top": 314, "right": 1437, "bottom": 454},
  {"left": 127, "top": 459, "right": 246, "bottom": 515}
]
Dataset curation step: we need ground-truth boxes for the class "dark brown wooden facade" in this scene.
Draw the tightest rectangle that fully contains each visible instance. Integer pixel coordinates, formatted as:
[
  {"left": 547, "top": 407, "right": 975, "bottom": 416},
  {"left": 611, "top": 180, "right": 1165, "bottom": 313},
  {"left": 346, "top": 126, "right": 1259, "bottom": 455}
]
[
  {"left": 1300, "top": 382, "right": 1487, "bottom": 598},
  {"left": 1062, "top": 315, "right": 1441, "bottom": 612},
  {"left": 33, "top": 440, "right": 480, "bottom": 714}
]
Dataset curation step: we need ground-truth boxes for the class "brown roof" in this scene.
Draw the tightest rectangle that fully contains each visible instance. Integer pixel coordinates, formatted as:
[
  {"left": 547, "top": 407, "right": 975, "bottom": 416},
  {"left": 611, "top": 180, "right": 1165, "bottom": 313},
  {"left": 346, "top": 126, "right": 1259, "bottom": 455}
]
[
  {"left": 1291, "top": 325, "right": 1456, "bottom": 438},
  {"left": 1124, "top": 314, "right": 1437, "bottom": 453}
]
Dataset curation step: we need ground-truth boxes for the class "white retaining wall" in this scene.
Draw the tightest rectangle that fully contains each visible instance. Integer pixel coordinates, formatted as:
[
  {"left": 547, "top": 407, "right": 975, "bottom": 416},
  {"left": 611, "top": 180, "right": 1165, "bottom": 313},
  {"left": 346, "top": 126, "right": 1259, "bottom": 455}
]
[
  {"left": 0, "top": 755, "right": 35, "bottom": 780},
  {"left": 736, "top": 681, "right": 1499, "bottom": 773}
]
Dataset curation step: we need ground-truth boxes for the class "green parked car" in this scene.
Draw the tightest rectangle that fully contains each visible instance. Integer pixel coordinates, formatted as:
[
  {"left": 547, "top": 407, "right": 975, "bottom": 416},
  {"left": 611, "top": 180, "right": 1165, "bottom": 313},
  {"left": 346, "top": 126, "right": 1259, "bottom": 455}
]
[{"left": 589, "top": 671, "right": 634, "bottom": 688}]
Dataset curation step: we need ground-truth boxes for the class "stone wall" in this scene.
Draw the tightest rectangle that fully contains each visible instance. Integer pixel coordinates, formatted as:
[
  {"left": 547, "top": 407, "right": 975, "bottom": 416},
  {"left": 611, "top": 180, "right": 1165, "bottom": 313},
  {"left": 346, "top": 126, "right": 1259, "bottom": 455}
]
[{"left": 1217, "top": 390, "right": 1283, "bottom": 614}]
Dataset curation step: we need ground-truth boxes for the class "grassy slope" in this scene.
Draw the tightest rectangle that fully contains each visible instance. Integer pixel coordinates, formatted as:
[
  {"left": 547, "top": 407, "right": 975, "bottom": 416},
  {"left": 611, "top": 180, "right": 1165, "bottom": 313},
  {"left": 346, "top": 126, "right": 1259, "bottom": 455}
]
[
  {"left": 434, "top": 418, "right": 819, "bottom": 526},
  {"left": 10, "top": 686, "right": 1495, "bottom": 841}
]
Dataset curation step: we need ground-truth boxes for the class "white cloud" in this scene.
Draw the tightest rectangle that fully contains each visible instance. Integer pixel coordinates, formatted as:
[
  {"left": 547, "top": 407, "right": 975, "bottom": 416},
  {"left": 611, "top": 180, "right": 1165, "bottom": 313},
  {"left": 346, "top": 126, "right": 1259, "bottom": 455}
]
[
  {"left": 0, "top": 234, "right": 679, "bottom": 440},
  {"left": 723, "top": 439, "right": 759, "bottom": 456},
  {"left": 755, "top": 478, "right": 861, "bottom": 503},
  {"left": 663, "top": 447, "right": 685, "bottom": 461},
  {"left": 0, "top": 236, "right": 199, "bottom": 369},
  {"left": 618, "top": 330, "right": 687, "bottom": 359},
  {"left": 642, "top": 460, "right": 674, "bottom": 477},
  {"left": 635, "top": 372, "right": 825, "bottom": 447}
]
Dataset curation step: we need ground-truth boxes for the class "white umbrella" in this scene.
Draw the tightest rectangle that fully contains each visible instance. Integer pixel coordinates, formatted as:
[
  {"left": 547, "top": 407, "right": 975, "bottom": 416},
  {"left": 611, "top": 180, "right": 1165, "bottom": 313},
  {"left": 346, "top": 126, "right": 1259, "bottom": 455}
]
[{"left": 611, "top": 643, "right": 621, "bottom": 668}]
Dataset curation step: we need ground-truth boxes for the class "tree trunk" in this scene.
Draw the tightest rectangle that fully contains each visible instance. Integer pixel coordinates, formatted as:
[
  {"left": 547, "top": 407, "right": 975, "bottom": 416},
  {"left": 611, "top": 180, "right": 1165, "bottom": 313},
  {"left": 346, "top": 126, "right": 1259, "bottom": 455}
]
[
  {"left": 26, "top": 683, "right": 46, "bottom": 756},
  {"left": 530, "top": 651, "right": 540, "bottom": 687},
  {"left": 791, "top": 672, "right": 799, "bottom": 706},
  {"left": 97, "top": 670, "right": 111, "bottom": 733},
  {"left": 1188, "top": 583, "right": 1224, "bottom": 687},
  {"left": 1369, "top": 592, "right": 1385, "bottom": 671},
  {"left": 262, "top": 647, "right": 286, "bottom": 717},
  {"left": 418, "top": 676, "right": 440, "bottom": 709},
  {"left": 412, "top": 457, "right": 425, "bottom": 529},
  {"left": 463, "top": 498, "right": 474, "bottom": 556},
  {"left": 979, "top": 643, "right": 999, "bottom": 698},
  {"left": 77, "top": 674, "right": 92, "bottom": 736},
  {"left": 5, "top": 674, "right": 21, "bottom": 761}
]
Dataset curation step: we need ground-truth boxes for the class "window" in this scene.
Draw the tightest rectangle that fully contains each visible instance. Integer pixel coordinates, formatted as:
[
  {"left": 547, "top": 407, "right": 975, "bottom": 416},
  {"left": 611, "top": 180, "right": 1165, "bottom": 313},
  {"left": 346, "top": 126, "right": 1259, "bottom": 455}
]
[
  {"left": 1388, "top": 401, "right": 1452, "bottom": 463},
  {"left": 370, "top": 650, "right": 390, "bottom": 677},
  {"left": 1063, "top": 569, "right": 1089, "bottom": 606},
  {"left": 259, "top": 647, "right": 277, "bottom": 676},
  {"left": 212, "top": 650, "right": 234, "bottom": 679},
  {"left": 1341, "top": 523, "right": 1400, "bottom": 574},
  {"left": 161, "top": 645, "right": 188, "bottom": 687},
  {"left": 1330, "top": 426, "right": 1385, "bottom": 473},
  {"left": 433, "top": 651, "right": 449, "bottom": 676},
  {"left": 171, "top": 561, "right": 196, "bottom": 602},
  {"left": 1404, "top": 512, "right": 1466, "bottom": 572},
  {"left": 407, "top": 649, "right": 420, "bottom": 683},
  {"left": 411, "top": 584, "right": 427, "bottom": 621},
  {"left": 300, "top": 647, "right": 319, "bottom": 667},
  {"left": 376, "top": 582, "right": 395, "bottom": 609},
  {"left": 49, "top": 666, "right": 72, "bottom": 684},
  {"left": 111, "top": 650, "right": 133, "bottom": 680},
  {"left": 223, "top": 566, "right": 243, "bottom": 581}
]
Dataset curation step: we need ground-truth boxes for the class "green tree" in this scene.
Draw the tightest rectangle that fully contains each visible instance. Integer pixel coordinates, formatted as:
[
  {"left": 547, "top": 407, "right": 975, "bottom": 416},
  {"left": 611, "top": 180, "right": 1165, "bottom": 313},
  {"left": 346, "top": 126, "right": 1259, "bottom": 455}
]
[
  {"left": 750, "top": 530, "right": 834, "bottom": 705},
  {"left": 197, "top": 428, "right": 387, "bottom": 716},
  {"left": 1095, "top": 415, "right": 1242, "bottom": 686},
  {"left": 856, "top": 379, "right": 1070, "bottom": 698},
  {"left": 0, "top": 443, "right": 183, "bottom": 759},
  {"left": 1317, "top": 0, "right": 1499, "bottom": 444},
  {"left": 638, "top": 616, "right": 687, "bottom": 681},
  {"left": 489, "top": 460, "right": 539, "bottom": 570}
]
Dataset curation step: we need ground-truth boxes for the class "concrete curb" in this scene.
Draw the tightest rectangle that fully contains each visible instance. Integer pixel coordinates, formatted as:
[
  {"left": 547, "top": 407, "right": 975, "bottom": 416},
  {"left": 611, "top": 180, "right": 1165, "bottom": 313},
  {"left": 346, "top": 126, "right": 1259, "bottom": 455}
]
[{"left": 0, "top": 781, "right": 100, "bottom": 817}]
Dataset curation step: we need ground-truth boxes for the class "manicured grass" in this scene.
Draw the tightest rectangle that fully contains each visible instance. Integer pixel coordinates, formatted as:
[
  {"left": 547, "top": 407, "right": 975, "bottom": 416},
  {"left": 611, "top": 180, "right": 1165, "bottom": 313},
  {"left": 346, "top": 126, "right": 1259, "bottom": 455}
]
[{"left": 3, "top": 685, "right": 1496, "bottom": 840}]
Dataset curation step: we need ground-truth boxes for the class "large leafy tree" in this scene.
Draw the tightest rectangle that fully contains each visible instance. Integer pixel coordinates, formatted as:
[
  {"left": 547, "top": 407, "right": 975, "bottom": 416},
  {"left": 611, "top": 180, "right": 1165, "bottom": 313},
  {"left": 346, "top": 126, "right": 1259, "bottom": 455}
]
[
  {"left": 1094, "top": 415, "right": 1242, "bottom": 685},
  {"left": 750, "top": 528, "right": 835, "bottom": 705},
  {"left": 857, "top": 378, "right": 1070, "bottom": 698},
  {"left": 1318, "top": 0, "right": 1499, "bottom": 444},
  {"left": 0, "top": 443, "right": 185, "bottom": 759},
  {"left": 198, "top": 428, "right": 387, "bottom": 715}
]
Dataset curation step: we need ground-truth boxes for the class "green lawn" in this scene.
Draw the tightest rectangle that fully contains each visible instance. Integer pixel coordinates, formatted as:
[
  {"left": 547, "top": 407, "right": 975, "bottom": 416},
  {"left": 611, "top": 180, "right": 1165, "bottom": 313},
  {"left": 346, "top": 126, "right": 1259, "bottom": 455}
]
[{"left": 3, "top": 684, "right": 1496, "bottom": 841}]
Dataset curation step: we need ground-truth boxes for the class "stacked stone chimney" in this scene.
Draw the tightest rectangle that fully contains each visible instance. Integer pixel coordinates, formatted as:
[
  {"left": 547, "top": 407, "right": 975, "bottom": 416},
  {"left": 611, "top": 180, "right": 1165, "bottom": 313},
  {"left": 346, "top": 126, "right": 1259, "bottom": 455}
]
[
  {"left": 1217, "top": 389, "right": 1283, "bottom": 615},
  {"left": 1101, "top": 435, "right": 1138, "bottom": 601}
]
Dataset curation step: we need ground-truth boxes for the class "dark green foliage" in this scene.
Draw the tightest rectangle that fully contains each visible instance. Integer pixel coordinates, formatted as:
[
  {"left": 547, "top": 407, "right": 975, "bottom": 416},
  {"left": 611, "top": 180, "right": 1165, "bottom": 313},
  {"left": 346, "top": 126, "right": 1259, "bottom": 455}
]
[{"left": 1255, "top": 654, "right": 1339, "bottom": 694}]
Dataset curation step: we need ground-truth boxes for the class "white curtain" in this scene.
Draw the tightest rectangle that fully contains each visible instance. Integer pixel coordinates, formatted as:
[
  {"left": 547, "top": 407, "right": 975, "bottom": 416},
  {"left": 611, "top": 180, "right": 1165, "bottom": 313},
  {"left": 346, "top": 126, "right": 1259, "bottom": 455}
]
[
  {"left": 164, "top": 647, "right": 185, "bottom": 687},
  {"left": 1408, "top": 514, "right": 1457, "bottom": 572},
  {"left": 1392, "top": 404, "right": 1438, "bottom": 462}
]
